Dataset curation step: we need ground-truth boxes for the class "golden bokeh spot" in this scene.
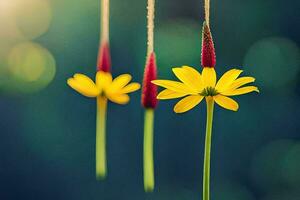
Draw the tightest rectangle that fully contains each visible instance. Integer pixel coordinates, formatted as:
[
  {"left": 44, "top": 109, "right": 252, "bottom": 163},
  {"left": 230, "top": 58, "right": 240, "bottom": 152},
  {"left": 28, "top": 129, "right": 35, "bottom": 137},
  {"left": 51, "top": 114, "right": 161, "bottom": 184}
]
[
  {"left": 5, "top": 42, "right": 56, "bottom": 93},
  {"left": 15, "top": 0, "right": 53, "bottom": 39}
]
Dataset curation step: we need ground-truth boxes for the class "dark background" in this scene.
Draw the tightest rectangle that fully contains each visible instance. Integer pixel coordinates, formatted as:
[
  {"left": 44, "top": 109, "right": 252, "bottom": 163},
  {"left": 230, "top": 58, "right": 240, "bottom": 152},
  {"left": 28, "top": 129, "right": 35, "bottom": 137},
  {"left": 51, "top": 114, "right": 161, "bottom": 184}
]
[{"left": 0, "top": 0, "right": 299, "bottom": 199}]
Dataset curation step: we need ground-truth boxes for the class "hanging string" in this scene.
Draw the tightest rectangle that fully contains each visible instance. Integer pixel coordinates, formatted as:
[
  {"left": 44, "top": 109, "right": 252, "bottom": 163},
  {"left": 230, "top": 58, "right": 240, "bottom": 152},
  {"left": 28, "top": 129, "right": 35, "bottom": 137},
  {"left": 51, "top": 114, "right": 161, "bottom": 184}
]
[
  {"left": 101, "top": 0, "right": 110, "bottom": 43},
  {"left": 204, "top": 0, "right": 210, "bottom": 26},
  {"left": 147, "top": 0, "right": 155, "bottom": 55}
]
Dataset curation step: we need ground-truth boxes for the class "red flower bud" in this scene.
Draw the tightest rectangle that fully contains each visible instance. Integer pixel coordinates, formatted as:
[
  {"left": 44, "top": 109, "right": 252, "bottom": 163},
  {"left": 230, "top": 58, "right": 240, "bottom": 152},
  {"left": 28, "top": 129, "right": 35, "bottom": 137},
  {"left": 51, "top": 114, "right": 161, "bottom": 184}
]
[
  {"left": 97, "top": 42, "right": 111, "bottom": 72},
  {"left": 142, "top": 52, "right": 158, "bottom": 109},
  {"left": 201, "top": 21, "right": 216, "bottom": 68}
]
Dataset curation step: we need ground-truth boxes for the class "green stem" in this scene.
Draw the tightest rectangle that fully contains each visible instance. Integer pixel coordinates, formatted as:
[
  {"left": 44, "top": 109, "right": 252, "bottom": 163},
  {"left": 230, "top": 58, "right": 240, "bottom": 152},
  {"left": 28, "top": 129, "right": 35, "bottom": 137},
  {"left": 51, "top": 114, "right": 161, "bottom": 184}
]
[
  {"left": 143, "top": 109, "right": 155, "bottom": 192},
  {"left": 203, "top": 97, "right": 214, "bottom": 200},
  {"left": 96, "top": 96, "right": 107, "bottom": 180}
]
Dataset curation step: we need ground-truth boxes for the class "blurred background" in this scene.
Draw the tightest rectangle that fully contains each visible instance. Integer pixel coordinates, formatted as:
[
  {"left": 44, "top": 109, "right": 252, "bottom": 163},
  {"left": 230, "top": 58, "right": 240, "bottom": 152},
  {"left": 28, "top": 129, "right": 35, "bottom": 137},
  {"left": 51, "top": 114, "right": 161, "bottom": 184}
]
[{"left": 0, "top": 0, "right": 299, "bottom": 199}]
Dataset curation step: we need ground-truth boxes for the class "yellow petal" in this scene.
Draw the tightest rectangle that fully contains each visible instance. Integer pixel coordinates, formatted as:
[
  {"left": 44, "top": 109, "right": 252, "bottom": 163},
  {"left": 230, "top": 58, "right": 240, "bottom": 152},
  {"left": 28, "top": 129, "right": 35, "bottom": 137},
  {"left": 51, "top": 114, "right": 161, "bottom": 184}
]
[
  {"left": 96, "top": 71, "right": 112, "bottom": 91},
  {"left": 225, "top": 77, "right": 255, "bottom": 91},
  {"left": 174, "top": 95, "right": 204, "bottom": 113},
  {"left": 215, "top": 69, "right": 243, "bottom": 92},
  {"left": 172, "top": 66, "right": 203, "bottom": 92},
  {"left": 157, "top": 89, "right": 187, "bottom": 99},
  {"left": 222, "top": 86, "right": 259, "bottom": 96},
  {"left": 73, "top": 73, "right": 96, "bottom": 87},
  {"left": 181, "top": 66, "right": 205, "bottom": 90},
  {"left": 120, "top": 82, "right": 141, "bottom": 93},
  {"left": 152, "top": 80, "right": 196, "bottom": 94},
  {"left": 67, "top": 77, "right": 100, "bottom": 97},
  {"left": 213, "top": 95, "right": 239, "bottom": 111},
  {"left": 109, "top": 74, "right": 132, "bottom": 92},
  {"left": 201, "top": 67, "right": 216, "bottom": 88},
  {"left": 107, "top": 94, "right": 130, "bottom": 104}
]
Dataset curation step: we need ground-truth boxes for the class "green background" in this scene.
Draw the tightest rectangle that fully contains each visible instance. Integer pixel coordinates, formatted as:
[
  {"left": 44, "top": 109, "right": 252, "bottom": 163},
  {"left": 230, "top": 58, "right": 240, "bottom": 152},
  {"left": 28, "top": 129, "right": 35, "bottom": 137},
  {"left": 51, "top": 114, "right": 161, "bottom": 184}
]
[{"left": 0, "top": 0, "right": 299, "bottom": 199}]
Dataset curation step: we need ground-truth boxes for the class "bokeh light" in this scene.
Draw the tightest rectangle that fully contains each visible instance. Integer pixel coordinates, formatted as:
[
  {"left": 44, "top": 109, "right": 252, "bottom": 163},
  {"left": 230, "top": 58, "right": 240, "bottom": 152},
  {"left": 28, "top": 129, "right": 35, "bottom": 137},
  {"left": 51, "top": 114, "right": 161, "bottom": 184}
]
[
  {"left": 0, "top": 1, "right": 23, "bottom": 59},
  {"left": 0, "top": 0, "right": 52, "bottom": 40},
  {"left": 14, "top": 0, "right": 52, "bottom": 39},
  {"left": 0, "top": 0, "right": 54, "bottom": 94},
  {"left": 0, "top": 0, "right": 299, "bottom": 199},
  {"left": 243, "top": 37, "right": 300, "bottom": 91},
  {"left": 281, "top": 143, "right": 300, "bottom": 187},
  {"left": 250, "top": 140, "right": 297, "bottom": 191},
  {"left": 4, "top": 42, "right": 56, "bottom": 93}
]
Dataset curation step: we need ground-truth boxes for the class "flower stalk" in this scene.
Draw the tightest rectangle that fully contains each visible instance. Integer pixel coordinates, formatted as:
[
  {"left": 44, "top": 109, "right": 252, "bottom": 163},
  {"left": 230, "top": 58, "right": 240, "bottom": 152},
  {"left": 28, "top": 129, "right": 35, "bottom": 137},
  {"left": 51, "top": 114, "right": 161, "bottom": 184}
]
[
  {"left": 96, "top": 96, "right": 108, "bottom": 179},
  {"left": 203, "top": 97, "right": 214, "bottom": 200},
  {"left": 142, "top": 0, "right": 158, "bottom": 192},
  {"left": 143, "top": 109, "right": 155, "bottom": 192},
  {"left": 96, "top": 0, "right": 110, "bottom": 179}
]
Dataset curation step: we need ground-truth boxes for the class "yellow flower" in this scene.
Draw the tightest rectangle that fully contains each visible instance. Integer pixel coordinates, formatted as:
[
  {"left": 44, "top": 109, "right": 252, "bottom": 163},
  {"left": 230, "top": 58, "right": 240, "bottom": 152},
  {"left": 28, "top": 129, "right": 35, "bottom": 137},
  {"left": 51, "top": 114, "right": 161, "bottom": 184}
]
[
  {"left": 67, "top": 71, "right": 141, "bottom": 104},
  {"left": 152, "top": 66, "right": 259, "bottom": 113}
]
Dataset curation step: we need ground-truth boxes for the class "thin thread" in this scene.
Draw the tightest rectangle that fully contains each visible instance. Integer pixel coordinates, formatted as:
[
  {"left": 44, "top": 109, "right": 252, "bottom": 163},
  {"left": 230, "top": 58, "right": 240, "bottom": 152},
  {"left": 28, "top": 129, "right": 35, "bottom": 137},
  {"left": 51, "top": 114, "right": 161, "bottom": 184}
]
[
  {"left": 204, "top": 0, "right": 210, "bottom": 25},
  {"left": 101, "top": 0, "right": 110, "bottom": 43},
  {"left": 147, "top": 0, "right": 155, "bottom": 54}
]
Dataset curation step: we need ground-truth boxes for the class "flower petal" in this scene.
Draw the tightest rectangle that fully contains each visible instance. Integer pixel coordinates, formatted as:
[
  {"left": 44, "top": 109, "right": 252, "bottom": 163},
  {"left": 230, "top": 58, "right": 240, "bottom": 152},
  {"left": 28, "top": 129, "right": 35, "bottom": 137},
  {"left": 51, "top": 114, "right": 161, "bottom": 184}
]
[
  {"left": 152, "top": 80, "right": 196, "bottom": 94},
  {"left": 107, "top": 94, "right": 130, "bottom": 104},
  {"left": 225, "top": 77, "right": 255, "bottom": 91},
  {"left": 213, "top": 95, "right": 239, "bottom": 111},
  {"left": 109, "top": 74, "right": 132, "bottom": 92},
  {"left": 201, "top": 67, "right": 216, "bottom": 87},
  {"left": 222, "top": 86, "right": 259, "bottom": 96},
  {"left": 215, "top": 69, "right": 243, "bottom": 92},
  {"left": 120, "top": 82, "right": 141, "bottom": 93},
  {"left": 96, "top": 71, "right": 112, "bottom": 91},
  {"left": 157, "top": 89, "right": 187, "bottom": 99},
  {"left": 181, "top": 66, "right": 204, "bottom": 88},
  {"left": 174, "top": 95, "right": 204, "bottom": 113},
  {"left": 74, "top": 73, "right": 96, "bottom": 86},
  {"left": 172, "top": 66, "right": 203, "bottom": 92},
  {"left": 67, "top": 76, "right": 100, "bottom": 97}
]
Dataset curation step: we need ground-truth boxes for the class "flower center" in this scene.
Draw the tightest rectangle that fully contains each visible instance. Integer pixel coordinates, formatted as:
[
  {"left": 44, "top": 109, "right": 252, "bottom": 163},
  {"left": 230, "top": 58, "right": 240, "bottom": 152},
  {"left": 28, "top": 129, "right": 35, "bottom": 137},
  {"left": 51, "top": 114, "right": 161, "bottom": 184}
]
[
  {"left": 100, "top": 90, "right": 106, "bottom": 97},
  {"left": 200, "top": 86, "right": 218, "bottom": 96}
]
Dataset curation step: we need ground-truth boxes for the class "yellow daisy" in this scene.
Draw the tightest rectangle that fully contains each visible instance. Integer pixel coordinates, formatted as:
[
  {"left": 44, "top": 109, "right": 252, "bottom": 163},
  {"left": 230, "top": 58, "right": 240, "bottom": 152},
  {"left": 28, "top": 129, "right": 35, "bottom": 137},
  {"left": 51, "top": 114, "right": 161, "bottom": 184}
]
[
  {"left": 152, "top": 66, "right": 259, "bottom": 113},
  {"left": 67, "top": 70, "right": 140, "bottom": 179},
  {"left": 67, "top": 71, "right": 141, "bottom": 104}
]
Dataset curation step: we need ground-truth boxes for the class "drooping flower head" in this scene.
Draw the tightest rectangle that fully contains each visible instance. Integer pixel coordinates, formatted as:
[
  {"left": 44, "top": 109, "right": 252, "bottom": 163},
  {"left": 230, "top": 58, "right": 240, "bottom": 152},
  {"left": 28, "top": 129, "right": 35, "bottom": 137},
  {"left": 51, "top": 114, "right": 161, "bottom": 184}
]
[
  {"left": 67, "top": 71, "right": 140, "bottom": 104},
  {"left": 152, "top": 66, "right": 258, "bottom": 113},
  {"left": 142, "top": 52, "right": 158, "bottom": 108},
  {"left": 152, "top": 21, "right": 259, "bottom": 113},
  {"left": 201, "top": 21, "right": 216, "bottom": 68}
]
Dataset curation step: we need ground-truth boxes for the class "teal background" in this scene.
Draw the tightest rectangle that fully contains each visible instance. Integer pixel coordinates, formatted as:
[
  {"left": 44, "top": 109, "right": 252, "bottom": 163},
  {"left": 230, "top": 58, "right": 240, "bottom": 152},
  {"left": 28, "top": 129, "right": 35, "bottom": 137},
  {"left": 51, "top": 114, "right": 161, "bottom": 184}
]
[{"left": 0, "top": 0, "right": 300, "bottom": 199}]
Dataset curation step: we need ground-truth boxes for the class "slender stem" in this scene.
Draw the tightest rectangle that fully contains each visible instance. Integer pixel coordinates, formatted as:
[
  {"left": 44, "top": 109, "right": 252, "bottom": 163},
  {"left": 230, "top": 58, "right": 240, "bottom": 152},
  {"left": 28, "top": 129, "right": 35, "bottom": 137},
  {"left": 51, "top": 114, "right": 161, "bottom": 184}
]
[
  {"left": 147, "top": 0, "right": 155, "bottom": 55},
  {"left": 203, "top": 97, "right": 214, "bottom": 200},
  {"left": 204, "top": 0, "right": 210, "bottom": 26},
  {"left": 96, "top": 96, "right": 108, "bottom": 179},
  {"left": 143, "top": 109, "right": 155, "bottom": 192},
  {"left": 100, "top": 0, "right": 110, "bottom": 43}
]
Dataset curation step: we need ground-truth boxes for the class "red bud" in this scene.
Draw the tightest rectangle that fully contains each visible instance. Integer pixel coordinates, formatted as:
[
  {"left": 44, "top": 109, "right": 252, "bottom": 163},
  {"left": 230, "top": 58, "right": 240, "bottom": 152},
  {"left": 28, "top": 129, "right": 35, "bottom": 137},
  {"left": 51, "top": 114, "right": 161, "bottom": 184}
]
[
  {"left": 142, "top": 52, "right": 158, "bottom": 109},
  {"left": 201, "top": 22, "right": 216, "bottom": 68},
  {"left": 97, "top": 42, "right": 111, "bottom": 72}
]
